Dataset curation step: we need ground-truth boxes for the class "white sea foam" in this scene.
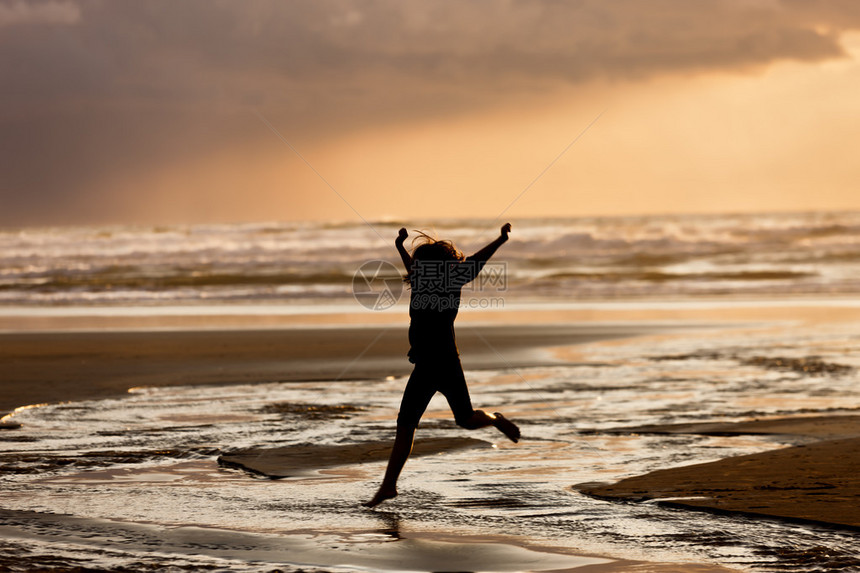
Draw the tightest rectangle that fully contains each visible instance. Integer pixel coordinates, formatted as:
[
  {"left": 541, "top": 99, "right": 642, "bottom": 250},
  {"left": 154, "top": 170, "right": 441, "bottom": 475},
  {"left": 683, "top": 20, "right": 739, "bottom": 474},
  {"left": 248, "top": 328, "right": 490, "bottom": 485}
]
[{"left": 2, "top": 212, "right": 860, "bottom": 306}]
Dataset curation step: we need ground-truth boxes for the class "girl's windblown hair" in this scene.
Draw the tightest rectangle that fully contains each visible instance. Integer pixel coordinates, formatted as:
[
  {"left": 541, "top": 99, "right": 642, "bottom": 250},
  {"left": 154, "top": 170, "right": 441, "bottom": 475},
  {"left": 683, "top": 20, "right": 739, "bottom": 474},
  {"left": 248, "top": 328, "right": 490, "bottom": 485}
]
[
  {"left": 409, "top": 231, "right": 465, "bottom": 263},
  {"left": 403, "top": 231, "right": 465, "bottom": 284}
]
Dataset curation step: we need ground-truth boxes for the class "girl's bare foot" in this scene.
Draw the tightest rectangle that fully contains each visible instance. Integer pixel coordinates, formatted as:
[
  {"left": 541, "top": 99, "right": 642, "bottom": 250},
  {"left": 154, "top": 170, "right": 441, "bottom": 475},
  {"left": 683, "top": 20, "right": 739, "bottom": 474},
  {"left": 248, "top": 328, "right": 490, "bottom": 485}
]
[
  {"left": 363, "top": 487, "right": 397, "bottom": 508},
  {"left": 493, "top": 413, "right": 520, "bottom": 443}
]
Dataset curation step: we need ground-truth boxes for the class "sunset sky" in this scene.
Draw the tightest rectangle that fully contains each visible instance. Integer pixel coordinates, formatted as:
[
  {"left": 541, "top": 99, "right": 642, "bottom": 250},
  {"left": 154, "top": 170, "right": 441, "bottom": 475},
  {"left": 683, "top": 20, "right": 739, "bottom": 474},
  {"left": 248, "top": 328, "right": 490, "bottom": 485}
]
[{"left": 2, "top": 0, "right": 860, "bottom": 227}]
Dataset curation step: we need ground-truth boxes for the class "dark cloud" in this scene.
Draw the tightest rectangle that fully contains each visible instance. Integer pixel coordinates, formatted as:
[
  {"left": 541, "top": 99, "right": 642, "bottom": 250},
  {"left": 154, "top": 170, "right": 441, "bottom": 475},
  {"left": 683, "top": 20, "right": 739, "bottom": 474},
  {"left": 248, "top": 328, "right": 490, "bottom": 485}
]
[
  {"left": 0, "top": 0, "right": 80, "bottom": 26},
  {"left": 2, "top": 0, "right": 860, "bottom": 225}
]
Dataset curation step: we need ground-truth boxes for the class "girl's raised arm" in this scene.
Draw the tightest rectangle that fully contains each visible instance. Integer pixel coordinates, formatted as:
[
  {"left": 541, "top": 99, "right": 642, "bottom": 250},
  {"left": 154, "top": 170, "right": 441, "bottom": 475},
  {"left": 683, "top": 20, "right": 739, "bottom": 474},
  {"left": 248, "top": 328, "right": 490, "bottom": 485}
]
[
  {"left": 467, "top": 223, "right": 511, "bottom": 263},
  {"left": 395, "top": 227, "right": 412, "bottom": 273}
]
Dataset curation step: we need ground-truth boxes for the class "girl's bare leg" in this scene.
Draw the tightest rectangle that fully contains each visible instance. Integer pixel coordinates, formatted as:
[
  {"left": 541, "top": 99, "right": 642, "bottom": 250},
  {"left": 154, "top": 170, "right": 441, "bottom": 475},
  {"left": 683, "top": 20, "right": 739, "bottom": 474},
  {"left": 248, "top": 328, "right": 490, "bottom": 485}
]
[
  {"left": 459, "top": 409, "right": 520, "bottom": 443},
  {"left": 364, "top": 425, "right": 415, "bottom": 508}
]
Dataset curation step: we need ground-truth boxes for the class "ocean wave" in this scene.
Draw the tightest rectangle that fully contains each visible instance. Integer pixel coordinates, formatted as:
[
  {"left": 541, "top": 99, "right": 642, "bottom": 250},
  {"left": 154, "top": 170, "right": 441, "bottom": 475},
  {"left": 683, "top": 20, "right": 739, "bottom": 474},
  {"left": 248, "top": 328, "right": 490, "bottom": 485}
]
[
  {"left": 0, "top": 269, "right": 363, "bottom": 292},
  {"left": 540, "top": 270, "right": 817, "bottom": 283},
  {"left": 3, "top": 211, "right": 860, "bottom": 304},
  {"left": 730, "top": 222, "right": 860, "bottom": 244}
]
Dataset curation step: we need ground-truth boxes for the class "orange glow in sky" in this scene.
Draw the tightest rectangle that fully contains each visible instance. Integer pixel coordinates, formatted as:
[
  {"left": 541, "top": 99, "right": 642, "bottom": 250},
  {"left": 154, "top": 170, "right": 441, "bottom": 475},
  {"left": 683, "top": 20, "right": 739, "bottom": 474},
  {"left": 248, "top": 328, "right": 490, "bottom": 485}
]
[{"left": 3, "top": 2, "right": 860, "bottom": 226}]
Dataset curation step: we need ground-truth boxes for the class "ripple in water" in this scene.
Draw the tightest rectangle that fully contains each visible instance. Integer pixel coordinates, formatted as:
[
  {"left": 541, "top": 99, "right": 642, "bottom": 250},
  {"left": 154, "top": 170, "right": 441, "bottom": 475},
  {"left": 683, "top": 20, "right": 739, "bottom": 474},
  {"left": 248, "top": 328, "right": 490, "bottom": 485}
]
[{"left": 1, "top": 323, "right": 860, "bottom": 571}]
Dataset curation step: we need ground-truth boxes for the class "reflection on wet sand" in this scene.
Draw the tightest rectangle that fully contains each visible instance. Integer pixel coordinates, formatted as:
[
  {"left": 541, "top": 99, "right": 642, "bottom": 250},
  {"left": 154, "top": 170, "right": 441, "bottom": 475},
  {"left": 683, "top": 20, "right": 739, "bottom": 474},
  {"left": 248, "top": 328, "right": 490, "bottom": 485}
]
[{"left": 2, "top": 307, "right": 860, "bottom": 570}]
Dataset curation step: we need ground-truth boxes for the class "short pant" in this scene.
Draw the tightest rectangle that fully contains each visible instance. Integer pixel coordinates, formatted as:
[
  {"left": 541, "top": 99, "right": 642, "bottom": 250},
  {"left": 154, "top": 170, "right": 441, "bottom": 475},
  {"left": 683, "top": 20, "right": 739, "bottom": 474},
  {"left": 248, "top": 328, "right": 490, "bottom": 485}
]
[{"left": 396, "top": 357, "right": 474, "bottom": 428}]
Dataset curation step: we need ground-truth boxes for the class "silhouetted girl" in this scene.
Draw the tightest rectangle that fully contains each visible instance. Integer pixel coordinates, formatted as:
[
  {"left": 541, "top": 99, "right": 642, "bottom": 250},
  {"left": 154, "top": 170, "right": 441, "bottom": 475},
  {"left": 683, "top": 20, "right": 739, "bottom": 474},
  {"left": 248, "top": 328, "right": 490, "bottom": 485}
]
[{"left": 365, "top": 223, "right": 520, "bottom": 507}]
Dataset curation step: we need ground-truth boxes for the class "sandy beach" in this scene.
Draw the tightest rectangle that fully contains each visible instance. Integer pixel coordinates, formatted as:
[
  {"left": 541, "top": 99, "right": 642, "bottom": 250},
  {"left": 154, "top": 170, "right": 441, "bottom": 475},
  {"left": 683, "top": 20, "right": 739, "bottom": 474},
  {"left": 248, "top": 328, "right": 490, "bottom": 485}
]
[
  {"left": 0, "top": 319, "right": 673, "bottom": 416},
  {"left": 576, "top": 416, "right": 860, "bottom": 532},
  {"left": 2, "top": 301, "right": 860, "bottom": 571},
  {"left": 7, "top": 299, "right": 860, "bottom": 415}
]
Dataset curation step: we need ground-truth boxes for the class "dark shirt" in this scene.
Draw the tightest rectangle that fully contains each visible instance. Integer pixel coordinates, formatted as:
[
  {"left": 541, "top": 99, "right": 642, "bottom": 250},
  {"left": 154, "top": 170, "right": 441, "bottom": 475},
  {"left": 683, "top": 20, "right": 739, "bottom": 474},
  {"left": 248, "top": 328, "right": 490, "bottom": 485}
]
[{"left": 407, "top": 257, "right": 487, "bottom": 363}]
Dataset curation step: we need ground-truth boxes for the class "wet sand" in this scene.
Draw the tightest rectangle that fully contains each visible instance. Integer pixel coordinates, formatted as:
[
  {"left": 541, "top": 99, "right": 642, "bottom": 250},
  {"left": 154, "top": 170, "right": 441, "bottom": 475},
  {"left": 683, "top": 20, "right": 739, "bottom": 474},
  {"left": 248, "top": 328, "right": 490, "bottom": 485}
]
[
  {"left": 0, "top": 507, "right": 738, "bottom": 573},
  {"left": 576, "top": 415, "right": 860, "bottom": 531},
  {"left": 218, "top": 436, "right": 494, "bottom": 478},
  {"left": 0, "top": 321, "right": 676, "bottom": 415},
  {"left": 7, "top": 299, "right": 860, "bottom": 417},
  {"left": 4, "top": 302, "right": 860, "bottom": 570}
]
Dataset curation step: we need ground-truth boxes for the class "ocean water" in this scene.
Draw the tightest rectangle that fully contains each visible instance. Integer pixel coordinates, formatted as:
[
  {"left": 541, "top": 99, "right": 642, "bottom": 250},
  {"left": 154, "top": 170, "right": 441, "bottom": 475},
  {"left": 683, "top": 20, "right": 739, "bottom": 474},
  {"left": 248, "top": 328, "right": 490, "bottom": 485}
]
[{"left": 2, "top": 211, "right": 860, "bottom": 306}]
